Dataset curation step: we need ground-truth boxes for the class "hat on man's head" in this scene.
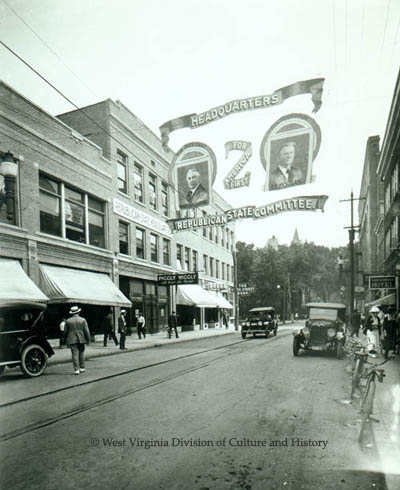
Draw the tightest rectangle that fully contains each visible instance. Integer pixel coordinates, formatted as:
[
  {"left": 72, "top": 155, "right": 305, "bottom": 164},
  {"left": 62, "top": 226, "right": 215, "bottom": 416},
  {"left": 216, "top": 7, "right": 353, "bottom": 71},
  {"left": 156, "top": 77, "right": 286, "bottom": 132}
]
[{"left": 69, "top": 306, "right": 81, "bottom": 315}]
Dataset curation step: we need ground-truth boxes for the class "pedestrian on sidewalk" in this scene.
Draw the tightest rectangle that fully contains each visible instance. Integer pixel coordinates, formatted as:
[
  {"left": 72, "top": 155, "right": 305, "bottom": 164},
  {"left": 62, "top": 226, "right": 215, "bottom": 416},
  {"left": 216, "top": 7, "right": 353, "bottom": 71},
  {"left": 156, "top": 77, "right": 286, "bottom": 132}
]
[
  {"left": 363, "top": 307, "right": 381, "bottom": 355},
  {"left": 137, "top": 312, "right": 146, "bottom": 339},
  {"left": 63, "top": 306, "right": 90, "bottom": 375},
  {"left": 382, "top": 309, "right": 397, "bottom": 359},
  {"left": 118, "top": 309, "right": 128, "bottom": 350},
  {"left": 59, "top": 317, "right": 66, "bottom": 349},
  {"left": 103, "top": 309, "right": 119, "bottom": 347},
  {"left": 168, "top": 311, "right": 179, "bottom": 339}
]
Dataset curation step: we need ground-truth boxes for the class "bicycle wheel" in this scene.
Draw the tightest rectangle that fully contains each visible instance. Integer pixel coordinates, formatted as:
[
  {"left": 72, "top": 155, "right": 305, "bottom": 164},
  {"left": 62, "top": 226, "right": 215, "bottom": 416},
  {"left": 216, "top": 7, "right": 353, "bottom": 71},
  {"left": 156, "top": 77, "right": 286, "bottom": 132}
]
[
  {"left": 351, "top": 358, "right": 362, "bottom": 399},
  {"left": 358, "top": 376, "right": 376, "bottom": 443}
]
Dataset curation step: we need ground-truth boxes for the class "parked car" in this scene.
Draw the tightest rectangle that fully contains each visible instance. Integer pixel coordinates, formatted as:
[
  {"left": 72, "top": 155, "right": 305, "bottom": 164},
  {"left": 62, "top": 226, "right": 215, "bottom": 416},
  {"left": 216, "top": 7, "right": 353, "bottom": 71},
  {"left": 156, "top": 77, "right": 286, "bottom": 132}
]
[
  {"left": 0, "top": 300, "right": 54, "bottom": 377},
  {"left": 240, "top": 307, "right": 278, "bottom": 339},
  {"left": 292, "top": 302, "right": 347, "bottom": 359}
]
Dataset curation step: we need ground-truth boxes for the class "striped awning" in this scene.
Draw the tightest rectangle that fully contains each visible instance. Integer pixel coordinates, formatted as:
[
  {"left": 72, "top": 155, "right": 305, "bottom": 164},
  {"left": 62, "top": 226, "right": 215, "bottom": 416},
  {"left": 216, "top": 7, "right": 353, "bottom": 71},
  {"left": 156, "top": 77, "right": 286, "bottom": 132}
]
[
  {"left": 39, "top": 264, "right": 131, "bottom": 307},
  {"left": 0, "top": 258, "right": 48, "bottom": 302}
]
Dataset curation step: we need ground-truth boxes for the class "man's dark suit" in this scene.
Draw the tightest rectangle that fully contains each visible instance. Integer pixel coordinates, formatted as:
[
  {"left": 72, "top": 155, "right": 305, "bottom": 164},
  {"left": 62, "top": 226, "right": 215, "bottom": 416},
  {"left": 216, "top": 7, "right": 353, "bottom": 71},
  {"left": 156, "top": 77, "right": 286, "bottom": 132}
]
[
  {"left": 270, "top": 165, "right": 303, "bottom": 190},
  {"left": 182, "top": 184, "right": 209, "bottom": 208}
]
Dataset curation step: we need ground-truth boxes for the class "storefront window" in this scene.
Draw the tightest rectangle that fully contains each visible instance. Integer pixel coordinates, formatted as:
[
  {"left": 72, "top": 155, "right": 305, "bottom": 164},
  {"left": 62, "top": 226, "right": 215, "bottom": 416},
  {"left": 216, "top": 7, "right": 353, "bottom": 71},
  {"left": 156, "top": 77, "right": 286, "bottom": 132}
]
[
  {"left": 134, "top": 163, "right": 144, "bottom": 203},
  {"left": 39, "top": 175, "right": 61, "bottom": 236},
  {"left": 119, "top": 221, "right": 129, "bottom": 255},
  {"left": 136, "top": 227, "right": 145, "bottom": 259},
  {"left": 150, "top": 233, "right": 159, "bottom": 262}
]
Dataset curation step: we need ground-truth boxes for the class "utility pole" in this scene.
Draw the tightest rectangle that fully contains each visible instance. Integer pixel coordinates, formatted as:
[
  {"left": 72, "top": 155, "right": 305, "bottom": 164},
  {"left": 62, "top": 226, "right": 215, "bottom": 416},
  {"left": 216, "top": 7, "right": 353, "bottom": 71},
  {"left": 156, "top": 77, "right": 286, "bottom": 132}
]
[
  {"left": 232, "top": 248, "right": 239, "bottom": 331},
  {"left": 339, "top": 191, "right": 365, "bottom": 332}
]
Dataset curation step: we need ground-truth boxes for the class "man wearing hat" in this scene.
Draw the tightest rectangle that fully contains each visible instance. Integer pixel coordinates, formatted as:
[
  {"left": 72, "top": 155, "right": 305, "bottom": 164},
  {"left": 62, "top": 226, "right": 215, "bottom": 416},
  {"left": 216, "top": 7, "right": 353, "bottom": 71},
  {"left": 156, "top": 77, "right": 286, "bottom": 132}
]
[
  {"left": 118, "top": 309, "right": 128, "bottom": 350},
  {"left": 63, "top": 306, "right": 91, "bottom": 375}
]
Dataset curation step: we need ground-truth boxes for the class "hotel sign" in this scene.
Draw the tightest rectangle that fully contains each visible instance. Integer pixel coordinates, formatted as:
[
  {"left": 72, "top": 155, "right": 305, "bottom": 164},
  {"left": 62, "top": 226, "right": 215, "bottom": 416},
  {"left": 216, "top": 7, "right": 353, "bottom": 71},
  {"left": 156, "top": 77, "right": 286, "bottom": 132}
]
[
  {"left": 114, "top": 198, "right": 172, "bottom": 237},
  {"left": 158, "top": 272, "right": 198, "bottom": 286},
  {"left": 369, "top": 275, "right": 395, "bottom": 290}
]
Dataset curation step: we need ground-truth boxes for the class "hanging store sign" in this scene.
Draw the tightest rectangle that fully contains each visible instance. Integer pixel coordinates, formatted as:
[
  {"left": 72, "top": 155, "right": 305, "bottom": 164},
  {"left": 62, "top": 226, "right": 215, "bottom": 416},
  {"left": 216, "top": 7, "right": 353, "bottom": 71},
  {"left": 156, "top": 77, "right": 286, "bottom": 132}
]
[
  {"left": 158, "top": 272, "right": 199, "bottom": 286},
  {"left": 160, "top": 78, "right": 324, "bottom": 147},
  {"left": 369, "top": 275, "right": 396, "bottom": 290},
  {"left": 114, "top": 198, "right": 172, "bottom": 237},
  {"left": 169, "top": 195, "right": 328, "bottom": 232}
]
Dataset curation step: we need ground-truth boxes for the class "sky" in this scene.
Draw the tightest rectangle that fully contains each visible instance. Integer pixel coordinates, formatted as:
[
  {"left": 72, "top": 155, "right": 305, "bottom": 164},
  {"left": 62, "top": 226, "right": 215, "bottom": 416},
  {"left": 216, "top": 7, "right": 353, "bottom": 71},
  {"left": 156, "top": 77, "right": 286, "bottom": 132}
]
[{"left": 1, "top": 0, "right": 399, "bottom": 249}]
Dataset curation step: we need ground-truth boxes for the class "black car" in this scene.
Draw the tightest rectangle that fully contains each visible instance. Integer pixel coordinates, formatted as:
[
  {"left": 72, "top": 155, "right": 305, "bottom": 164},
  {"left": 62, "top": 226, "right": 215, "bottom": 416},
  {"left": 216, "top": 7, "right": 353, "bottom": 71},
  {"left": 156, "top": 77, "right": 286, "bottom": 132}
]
[
  {"left": 240, "top": 307, "right": 278, "bottom": 339},
  {"left": 292, "top": 302, "right": 346, "bottom": 359},
  {"left": 0, "top": 300, "right": 54, "bottom": 377}
]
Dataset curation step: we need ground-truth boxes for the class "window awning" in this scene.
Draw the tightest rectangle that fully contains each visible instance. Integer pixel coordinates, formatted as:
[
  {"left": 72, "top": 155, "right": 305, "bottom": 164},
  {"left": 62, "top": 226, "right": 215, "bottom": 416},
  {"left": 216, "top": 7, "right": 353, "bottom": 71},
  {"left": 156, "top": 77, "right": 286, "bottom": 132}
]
[
  {"left": 39, "top": 264, "right": 131, "bottom": 307},
  {"left": 0, "top": 258, "right": 49, "bottom": 302},
  {"left": 215, "top": 292, "right": 234, "bottom": 309},
  {"left": 177, "top": 285, "right": 221, "bottom": 308},
  {"left": 365, "top": 293, "right": 396, "bottom": 308}
]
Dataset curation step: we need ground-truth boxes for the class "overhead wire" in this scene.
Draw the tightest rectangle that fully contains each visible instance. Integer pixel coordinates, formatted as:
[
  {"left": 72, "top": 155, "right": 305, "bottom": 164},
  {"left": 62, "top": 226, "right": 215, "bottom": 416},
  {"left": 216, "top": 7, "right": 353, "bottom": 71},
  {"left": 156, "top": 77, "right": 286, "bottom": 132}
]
[
  {"left": 0, "top": 39, "right": 207, "bottom": 216},
  {"left": 1, "top": 0, "right": 99, "bottom": 100}
]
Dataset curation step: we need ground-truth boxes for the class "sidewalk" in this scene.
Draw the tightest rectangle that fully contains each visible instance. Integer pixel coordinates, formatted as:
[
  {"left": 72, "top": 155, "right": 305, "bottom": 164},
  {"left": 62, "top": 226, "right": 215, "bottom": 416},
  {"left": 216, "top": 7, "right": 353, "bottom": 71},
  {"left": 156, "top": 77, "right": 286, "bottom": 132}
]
[{"left": 48, "top": 326, "right": 238, "bottom": 365}]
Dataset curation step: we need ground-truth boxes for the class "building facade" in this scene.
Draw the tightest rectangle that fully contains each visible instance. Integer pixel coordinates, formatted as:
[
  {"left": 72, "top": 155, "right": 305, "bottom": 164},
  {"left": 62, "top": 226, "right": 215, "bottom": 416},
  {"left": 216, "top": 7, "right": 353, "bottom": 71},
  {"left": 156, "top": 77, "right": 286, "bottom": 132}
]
[{"left": 0, "top": 81, "right": 235, "bottom": 337}]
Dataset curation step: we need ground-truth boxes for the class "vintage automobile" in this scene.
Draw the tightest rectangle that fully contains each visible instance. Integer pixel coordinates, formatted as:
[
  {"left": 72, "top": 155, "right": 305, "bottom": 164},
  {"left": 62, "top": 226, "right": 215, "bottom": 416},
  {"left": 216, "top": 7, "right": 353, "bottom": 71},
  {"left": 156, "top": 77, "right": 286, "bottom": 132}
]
[
  {"left": 0, "top": 300, "right": 54, "bottom": 377},
  {"left": 240, "top": 307, "right": 278, "bottom": 339},
  {"left": 292, "top": 302, "right": 347, "bottom": 359}
]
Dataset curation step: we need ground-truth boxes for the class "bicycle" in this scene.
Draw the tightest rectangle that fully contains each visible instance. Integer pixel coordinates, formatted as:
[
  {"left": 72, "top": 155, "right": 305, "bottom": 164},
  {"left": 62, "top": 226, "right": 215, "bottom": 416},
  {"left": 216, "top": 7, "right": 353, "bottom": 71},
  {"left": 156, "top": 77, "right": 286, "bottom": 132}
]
[
  {"left": 357, "top": 356, "right": 393, "bottom": 444},
  {"left": 345, "top": 337, "right": 368, "bottom": 399}
]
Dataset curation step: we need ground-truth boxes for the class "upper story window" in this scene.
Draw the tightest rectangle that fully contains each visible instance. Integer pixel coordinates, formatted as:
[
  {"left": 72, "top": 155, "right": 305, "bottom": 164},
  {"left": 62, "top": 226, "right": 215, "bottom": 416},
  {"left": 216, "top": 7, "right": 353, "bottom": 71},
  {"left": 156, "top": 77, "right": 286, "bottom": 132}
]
[
  {"left": 216, "top": 259, "right": 220, "bottom": 279},
  {"left": 391, "top": 166, "right": 398, "bottom": 201},
  {"left": 176, "top": 244, "right": 183, "bottom": 270},
  {"left": 161, "top": 182, "right": 169, "bottom": 217},
  {"left": 163, "top": 238, "right": 171, "bottom": 266},
  {"left": 117, "top": 151, "right": 128, "bottom": 194},
  {"left": 184, "top": 247, "right": 190, "bottom": 271},
  {"left": 149, "top": 174, "right": 157, "bottom": 211},
  {"left": 119, "top": 221, "right": 129, "bottom": 255},
  {"left": 221, "top": 227, "right": 225, "bottom": 248},
  {"left": 203, "top": 254, "right": 208, "bottom": 275},
  {"left": 192, "top": 250, "right": 198, "bottom": 272},
  {"left": 210, "top": 257, "right": 214, "bottom": 277},
  {"left": 136, "top": 227, "right": 145, "bottom": 259},
  {"left": 88, "top": 196, "right": 105, "bottom": 248},
  {"left": 385, "top": 183, "right": 391, "bottom": 213},
  {"left": 134, "top": 163, "right": 144, "bottom": 204},
  {"left": 150, "top": 233, "right": 159, "bottom": 262},
  {"left": 39, "top": 175, "right": 61, "bottom": 237},
  {"left": 221, "top": 262, "right": 225, "bottom": 280},
  {"left": 39, "top": 174, "right": 105, "bottom": 248},
  {"left": 202, "top": 211, "right": 207, "bottom": 237}
]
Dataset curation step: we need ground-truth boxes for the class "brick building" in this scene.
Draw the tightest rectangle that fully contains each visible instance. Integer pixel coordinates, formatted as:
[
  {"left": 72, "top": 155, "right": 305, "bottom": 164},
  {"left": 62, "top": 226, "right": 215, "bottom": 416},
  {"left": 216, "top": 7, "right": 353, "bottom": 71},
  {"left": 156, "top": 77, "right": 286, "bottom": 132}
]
[{"left": 0, "top": 81, "right": 235, "bottom": 336}]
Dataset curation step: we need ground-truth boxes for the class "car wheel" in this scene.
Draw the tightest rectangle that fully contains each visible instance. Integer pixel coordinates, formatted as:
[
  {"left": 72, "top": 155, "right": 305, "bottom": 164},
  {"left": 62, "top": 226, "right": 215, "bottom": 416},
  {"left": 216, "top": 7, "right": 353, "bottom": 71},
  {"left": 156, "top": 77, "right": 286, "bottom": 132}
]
[
  {"left": 241, "top": 332, "right": 247, "bottom": 339},
  {"left": 293, "top": 337, "right": 301, "bottom": 356},
  {"left": 253, "top": 333, "right": 257, "bottom": 338},
  {"left": 336, "top": 340, "right": 343, "bottom": 360},
  {"left": 265, "top": 331, "right": 269, "bottom": 338},
  {"left": 21, "top": 344, "right": 47, "bottom": 377},
  {"left": 274, "top": 329, "right": 278, "bottom": 336},
  {"left": 0, "top": 366, "right": 5, "bottom": 376}
]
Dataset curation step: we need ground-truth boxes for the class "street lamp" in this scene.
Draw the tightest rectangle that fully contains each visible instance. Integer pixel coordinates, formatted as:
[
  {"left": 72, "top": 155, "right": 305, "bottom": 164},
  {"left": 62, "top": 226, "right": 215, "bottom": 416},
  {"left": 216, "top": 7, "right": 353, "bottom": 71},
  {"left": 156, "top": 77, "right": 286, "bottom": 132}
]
[{"left": 0, "top": 151, "right": 19, "bottom": 223}]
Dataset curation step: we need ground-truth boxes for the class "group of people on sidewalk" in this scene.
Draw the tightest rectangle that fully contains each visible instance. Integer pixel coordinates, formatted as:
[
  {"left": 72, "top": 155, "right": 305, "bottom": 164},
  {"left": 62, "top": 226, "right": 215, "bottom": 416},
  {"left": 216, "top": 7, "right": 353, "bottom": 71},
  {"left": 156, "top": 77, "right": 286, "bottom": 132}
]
[
  {"left": 60, "top": 307, "right": 182, "bottom": 373},
  {"left": 353, "top": 305, "right": 400, "bottom": 359}
]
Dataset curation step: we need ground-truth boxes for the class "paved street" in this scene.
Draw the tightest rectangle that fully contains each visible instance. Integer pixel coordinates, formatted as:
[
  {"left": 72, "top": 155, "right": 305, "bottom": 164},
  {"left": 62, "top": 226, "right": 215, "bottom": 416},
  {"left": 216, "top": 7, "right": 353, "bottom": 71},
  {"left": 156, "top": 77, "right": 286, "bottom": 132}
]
[{"left": 0, "top": 326, "right": 399, "bottom": 490}]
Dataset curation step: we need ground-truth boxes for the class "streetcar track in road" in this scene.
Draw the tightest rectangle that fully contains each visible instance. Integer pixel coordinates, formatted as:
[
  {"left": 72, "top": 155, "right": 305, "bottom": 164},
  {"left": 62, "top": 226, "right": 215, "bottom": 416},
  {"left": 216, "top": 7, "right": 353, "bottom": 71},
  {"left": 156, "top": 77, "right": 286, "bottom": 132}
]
[
  {"left": 0, "top": 333, "right": 291, "bottom": 442},
  {"left": 0, "top": 330, "right": 291, "bottom": 409},
  {"left": 0, "top": 361, "right": 211, "bottom": 442}
]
